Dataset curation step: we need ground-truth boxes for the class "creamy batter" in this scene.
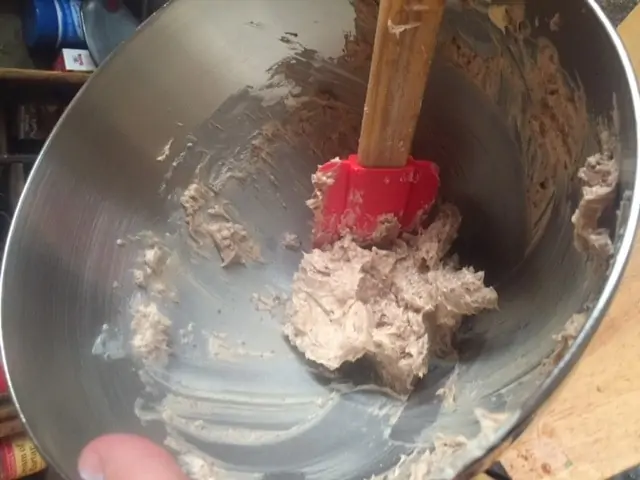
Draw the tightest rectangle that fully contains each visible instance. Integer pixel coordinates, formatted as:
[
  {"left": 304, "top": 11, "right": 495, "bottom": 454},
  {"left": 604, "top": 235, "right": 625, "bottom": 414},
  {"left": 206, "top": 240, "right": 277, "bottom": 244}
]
[
  {"left": 547, "top": 312, "right": 588, "bottom": 367},
  {"left": 132, "top": 242, "right": 178, "bottom": 301},
  {"left": 281, "top": 232, "right": 302, "bottom": 251},
  {"left": 180, "top": 182, "right": 261, "bottom": 267},
  {"left": 284, "top": 204, "right": 498, "bottom": 395},
  {"left": 131, "top": 302, "right": 172, "bottom": 366},
  {"left": 571, "top": 130, "right": 620, "bottom": 258}
]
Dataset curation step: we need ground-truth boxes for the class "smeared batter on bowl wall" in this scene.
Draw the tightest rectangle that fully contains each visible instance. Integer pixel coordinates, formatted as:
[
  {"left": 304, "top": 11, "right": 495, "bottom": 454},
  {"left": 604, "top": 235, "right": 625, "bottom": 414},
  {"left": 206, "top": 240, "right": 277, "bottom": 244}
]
[
  {"left": 572, "top": 128, "right": 620, "bottom": 258},
  {"left": 180, "top": 181, "right": 262, "bottom": 267}
]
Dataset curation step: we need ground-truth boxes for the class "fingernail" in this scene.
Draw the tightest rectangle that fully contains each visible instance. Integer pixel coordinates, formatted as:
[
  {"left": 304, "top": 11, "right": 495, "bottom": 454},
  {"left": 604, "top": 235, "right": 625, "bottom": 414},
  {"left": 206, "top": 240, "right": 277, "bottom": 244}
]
[
  {"left": 78, "top": 449, "right": 104, "bottom": 480},
  {"left": 80, "top": 474, "right": 104, "bottom": 480}
]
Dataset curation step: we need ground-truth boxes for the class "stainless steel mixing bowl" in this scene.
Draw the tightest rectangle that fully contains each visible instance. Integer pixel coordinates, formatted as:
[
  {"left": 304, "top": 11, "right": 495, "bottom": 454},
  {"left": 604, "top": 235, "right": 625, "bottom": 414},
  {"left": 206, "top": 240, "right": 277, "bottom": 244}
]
[{"left": 1, "top": 0, "right": 639, "bottom": 479}]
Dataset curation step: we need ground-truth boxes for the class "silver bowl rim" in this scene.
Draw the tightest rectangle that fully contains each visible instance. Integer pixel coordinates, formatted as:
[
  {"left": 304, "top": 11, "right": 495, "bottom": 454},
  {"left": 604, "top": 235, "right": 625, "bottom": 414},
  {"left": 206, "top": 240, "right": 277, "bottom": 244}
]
[{"left": 1, "top": 0, "right": 639, "bottom": 478}]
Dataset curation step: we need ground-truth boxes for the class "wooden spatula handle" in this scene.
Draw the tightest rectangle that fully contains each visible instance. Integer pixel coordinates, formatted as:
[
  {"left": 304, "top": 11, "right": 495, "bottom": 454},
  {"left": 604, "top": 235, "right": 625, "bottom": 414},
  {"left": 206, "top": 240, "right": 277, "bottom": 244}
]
[{"left": 358, "top": 0, "right": 445, "bottom": 168}]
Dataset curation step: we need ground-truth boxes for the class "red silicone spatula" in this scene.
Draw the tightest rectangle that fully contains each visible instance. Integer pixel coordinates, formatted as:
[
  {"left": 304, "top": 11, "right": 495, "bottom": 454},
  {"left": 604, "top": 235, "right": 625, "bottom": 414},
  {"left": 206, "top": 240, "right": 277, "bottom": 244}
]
[{"left": 312, "top": 0, "right": 445, "bottom": 246}]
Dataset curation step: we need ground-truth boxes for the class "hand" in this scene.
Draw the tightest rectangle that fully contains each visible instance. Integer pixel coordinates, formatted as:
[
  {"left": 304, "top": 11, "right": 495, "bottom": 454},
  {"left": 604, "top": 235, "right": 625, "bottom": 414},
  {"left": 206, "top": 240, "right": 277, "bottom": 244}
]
[{"left": 78, "top": 434, "right": 187, "bottom": 480}]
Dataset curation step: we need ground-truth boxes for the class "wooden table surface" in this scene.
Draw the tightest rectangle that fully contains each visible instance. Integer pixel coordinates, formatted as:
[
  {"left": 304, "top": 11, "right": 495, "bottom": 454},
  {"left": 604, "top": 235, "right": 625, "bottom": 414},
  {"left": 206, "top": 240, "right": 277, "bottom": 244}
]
[{"left": 501, "top": 7, "right": 640, "bottom": 479}]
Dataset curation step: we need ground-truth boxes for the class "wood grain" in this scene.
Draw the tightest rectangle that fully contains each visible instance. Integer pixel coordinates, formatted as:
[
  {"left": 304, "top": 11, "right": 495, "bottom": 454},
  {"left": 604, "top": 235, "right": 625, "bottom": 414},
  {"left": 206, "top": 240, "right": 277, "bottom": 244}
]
[
  {"left": 501, "top": 9, "right": 640, "bottom": 479},
  {"left": 358, "top": 0, "right": 444, "bottom": 168},
  {"left": 0, "top": 68, "right": 90, "bottom": 84}
]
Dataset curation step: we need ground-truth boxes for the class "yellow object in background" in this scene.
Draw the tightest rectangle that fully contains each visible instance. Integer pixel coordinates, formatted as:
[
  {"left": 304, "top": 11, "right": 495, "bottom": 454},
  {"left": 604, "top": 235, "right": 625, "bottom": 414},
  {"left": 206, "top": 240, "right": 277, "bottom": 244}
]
[
  {"left": 619, "top": 3, "right": 640, "bottom": 77},
  {"left": 0, "top": 435, "right": 47, "bottom": 480}
]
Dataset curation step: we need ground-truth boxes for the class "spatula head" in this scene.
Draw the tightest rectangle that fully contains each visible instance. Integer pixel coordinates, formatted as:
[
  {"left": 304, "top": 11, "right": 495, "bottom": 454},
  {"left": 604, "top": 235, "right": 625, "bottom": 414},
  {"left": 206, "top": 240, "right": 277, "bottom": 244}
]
[{"left": 312, "top": 155, "right": 440, "bottom": 246}]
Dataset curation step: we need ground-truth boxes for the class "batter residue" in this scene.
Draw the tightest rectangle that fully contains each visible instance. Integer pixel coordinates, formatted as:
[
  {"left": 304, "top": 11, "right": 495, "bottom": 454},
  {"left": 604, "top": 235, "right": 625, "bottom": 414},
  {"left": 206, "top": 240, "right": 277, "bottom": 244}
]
[
  {"left": 281, "top": 232, "right": 302, "bottom": 251},
  {"left": 180, "top": 181, "right": 261, "bottom": 267},
  {"left": 131, "top": 302, "right": 172, "bottom": 366},
  {"left": 571, "top": 130, "right": 620, "bottom": 258},
  {"left": 284, "top": 204, "right": 498, "bottom": 395}
]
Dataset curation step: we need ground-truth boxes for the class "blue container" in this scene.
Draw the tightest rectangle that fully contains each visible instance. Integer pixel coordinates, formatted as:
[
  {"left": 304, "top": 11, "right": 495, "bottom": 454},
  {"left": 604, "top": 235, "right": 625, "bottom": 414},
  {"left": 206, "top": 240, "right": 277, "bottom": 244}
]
[{"left": 23, "top": 0, "right": 87, "bottom": 49}]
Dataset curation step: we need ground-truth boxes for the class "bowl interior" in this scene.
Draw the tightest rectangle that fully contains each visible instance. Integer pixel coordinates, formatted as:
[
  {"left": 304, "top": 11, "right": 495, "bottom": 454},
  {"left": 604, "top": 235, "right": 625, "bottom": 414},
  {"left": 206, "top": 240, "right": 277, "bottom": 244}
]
[{"left": 1, "top": 1, "right": 637, "bottom": 479}]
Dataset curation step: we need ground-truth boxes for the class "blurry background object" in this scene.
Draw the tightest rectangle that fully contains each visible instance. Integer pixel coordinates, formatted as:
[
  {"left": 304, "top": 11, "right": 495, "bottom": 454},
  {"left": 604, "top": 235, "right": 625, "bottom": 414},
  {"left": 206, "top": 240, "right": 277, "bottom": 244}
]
[
  {"left": 81, "top": 0, "right": 140, "bottom": 65},
  {"left": 22, "top": 0, "right": 86, "bottom": 50}
]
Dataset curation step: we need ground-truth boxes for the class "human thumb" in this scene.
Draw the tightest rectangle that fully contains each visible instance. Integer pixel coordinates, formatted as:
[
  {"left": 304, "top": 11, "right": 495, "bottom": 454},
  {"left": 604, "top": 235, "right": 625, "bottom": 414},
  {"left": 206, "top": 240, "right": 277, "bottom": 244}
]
[{"left": 78, "top": 433, "right": 188, "bottom": 480}]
